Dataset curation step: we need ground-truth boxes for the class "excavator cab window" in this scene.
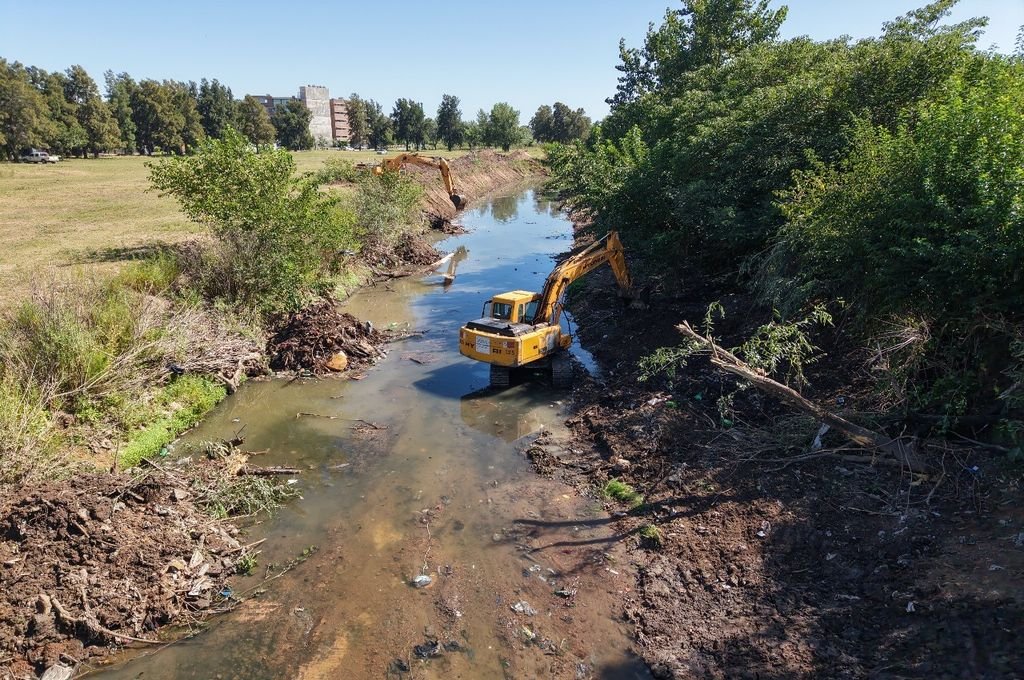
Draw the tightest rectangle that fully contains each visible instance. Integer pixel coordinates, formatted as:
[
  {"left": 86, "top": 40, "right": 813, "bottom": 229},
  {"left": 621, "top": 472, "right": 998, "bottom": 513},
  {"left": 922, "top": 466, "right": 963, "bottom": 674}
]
[
  {"left": 492, "top": 302, "right": 513, "bottom": 320},
  {"left": 524, "top": 300, "right": 540, "bottom": 323}
]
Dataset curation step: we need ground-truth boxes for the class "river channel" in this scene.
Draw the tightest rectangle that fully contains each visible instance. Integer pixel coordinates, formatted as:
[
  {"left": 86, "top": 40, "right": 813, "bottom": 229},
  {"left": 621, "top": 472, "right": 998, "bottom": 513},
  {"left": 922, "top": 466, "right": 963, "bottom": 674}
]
[{"left": 92, "top": 185, "right": 650, "bottom": 680}]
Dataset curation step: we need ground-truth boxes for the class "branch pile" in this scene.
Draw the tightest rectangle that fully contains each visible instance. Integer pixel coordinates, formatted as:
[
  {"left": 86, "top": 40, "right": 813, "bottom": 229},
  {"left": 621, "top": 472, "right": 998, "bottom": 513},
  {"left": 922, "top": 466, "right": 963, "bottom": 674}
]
[{"left": 267, "top": 298, "right": 388, "bottom": 374}]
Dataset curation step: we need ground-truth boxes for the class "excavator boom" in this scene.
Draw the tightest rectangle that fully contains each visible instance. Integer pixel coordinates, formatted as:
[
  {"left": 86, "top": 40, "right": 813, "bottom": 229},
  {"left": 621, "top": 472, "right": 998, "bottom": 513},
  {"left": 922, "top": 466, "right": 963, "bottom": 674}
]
[
  {"left": 532, "top": 231, "right": 631, "bottom": 325},
  {"left": 373, "top": 153, "right": 465, "bottom": 209}
]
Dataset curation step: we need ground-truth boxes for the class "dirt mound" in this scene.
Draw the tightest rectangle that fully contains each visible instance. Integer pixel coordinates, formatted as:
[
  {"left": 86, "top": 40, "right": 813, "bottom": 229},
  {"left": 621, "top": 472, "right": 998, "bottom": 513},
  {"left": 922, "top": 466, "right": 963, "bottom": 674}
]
[
  {"left": 403, "top": 150, "right": 542, "bottom": 227},
  {"left": 0, "top": 471, "right": 244, "bottom": 678},
  {"left": 267, "top": 298, "right": 388, "bottom": 374}
]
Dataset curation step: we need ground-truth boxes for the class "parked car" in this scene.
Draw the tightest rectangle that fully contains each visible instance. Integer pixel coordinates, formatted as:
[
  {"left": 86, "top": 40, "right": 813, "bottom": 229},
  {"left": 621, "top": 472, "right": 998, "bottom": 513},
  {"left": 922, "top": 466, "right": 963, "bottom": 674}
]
[
  {"left": 375, "top": 149, "right": 388, "bottom": 155},
  {"left": 20, "top": 149, "right": 59, "bottom": 163}
]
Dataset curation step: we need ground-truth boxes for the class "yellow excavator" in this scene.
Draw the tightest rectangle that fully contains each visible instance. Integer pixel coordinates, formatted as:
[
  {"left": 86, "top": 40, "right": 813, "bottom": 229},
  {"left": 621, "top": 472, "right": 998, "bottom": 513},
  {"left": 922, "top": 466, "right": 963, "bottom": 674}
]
[
  {"left": 373, "top": 153, "right": 466, "bottom": 209},
  {"left": 458, "top": 231, "right": 632, "bottom": 388}
]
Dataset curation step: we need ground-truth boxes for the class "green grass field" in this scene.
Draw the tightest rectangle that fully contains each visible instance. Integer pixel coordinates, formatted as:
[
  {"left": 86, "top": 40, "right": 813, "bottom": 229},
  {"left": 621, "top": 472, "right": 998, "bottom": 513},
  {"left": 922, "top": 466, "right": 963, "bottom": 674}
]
[{"left": 0, "top": 146, "right": 538, "bottom": 304}]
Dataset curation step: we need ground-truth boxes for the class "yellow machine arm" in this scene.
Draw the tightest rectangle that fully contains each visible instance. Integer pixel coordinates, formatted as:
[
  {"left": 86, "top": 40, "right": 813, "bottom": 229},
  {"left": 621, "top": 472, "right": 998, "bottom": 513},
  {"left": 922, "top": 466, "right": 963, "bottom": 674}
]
[
  {"left": 373, "top": 153, "right": 465, "bottom": 209},
  {"left": 532, "top": 231, "right": 632, "bottom": 325}
]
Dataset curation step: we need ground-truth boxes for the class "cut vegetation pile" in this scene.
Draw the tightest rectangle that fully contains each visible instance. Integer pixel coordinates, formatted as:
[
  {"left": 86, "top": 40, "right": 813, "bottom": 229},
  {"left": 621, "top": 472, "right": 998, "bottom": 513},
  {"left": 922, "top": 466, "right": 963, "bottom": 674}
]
[
  {"left": 0, "top": 460, "right": 266, "bottom": 679},
  {"left": 267, "top": 297, "right": 389, "bottom": 374}
]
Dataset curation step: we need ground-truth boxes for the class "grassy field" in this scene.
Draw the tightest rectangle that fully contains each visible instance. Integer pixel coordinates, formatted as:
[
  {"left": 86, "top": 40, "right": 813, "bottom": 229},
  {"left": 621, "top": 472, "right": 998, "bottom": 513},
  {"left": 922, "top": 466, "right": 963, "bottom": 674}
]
[{"left": 0, "top": 146, "right": 540, "bottom": 304}]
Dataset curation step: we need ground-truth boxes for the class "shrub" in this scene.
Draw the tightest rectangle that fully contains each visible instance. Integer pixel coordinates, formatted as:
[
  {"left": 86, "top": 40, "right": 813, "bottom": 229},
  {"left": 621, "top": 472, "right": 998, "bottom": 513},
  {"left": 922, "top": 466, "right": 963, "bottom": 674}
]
[
  {"left": 0, "top": 376, "right": 63, "bottom": 484},
  {"left": 602, "top": 478, "right": 644, "bottom": 507},
  {"left": 149, "top": 127, "right": 358, "bottom": 314},
  {"left": 352, "top": 169, "right": 423, "bottom": 249}
]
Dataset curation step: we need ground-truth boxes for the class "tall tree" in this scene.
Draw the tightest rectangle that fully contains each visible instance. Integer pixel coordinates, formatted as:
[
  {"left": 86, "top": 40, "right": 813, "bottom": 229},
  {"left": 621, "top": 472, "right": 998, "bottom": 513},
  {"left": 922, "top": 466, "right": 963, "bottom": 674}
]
[
  {"left": 529, "top": 104, "right": 554, "bottom": 142},
  {"left": 462, "top": 121, "right": 482, "bottom": 150},
  {"left": 551, "top": 102, "right": 591, "bottom": 142},
  {"left": 104, "top": 71, "right": 136, "bottom": 153},
  {"left": 347, "top": 94, "right": 369, "bottom": 148},
  {"left": 38, "top": 69, "right": 86, "bottom": 156},
  {"left": 423, "top": 117, "right": 438, "bottom": 150},
  {"left": 609, "top": 0, "right": 788, "bottom": 107},
  {"left": 64, "top": 65, "right": 120, "bottom": 157},
  {"left": 131, "top": 80, "right": 183, "bottom": 154},
  {"left": 271, "top": 99, "right": 313, "bottom": 150},
  {"left": 487, "top": 102, "right": 520, "bottom": 151},
  {"left": 169, "top": 80, "right": 204, "bottom": 153},
  {"left": 474, "top": 109, "right": 490, "bottom": 146},
  {"left": 436, "top": 94, "right": 463, "bottom": 151},
  {"left": 366, "top": 98, "right": 392, "bottom": 149},
  {"left": 0, "top": 59, "right": 53, "bottom": 159},
  {"left": 235, "top": 95, "right": 276, "bottom": 145},
  {"left": 390, "top": 98, "right": 425, "bottom": 150},
  {"left": 197, "top": 78, "right": 236, "bottom": 139}
]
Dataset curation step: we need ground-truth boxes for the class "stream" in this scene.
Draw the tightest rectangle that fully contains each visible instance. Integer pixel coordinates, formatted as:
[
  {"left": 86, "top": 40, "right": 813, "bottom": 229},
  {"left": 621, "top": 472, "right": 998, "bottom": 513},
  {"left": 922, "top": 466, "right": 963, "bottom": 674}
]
[{"left": 92, "top": 185, "right": 650, "bottom": 679}]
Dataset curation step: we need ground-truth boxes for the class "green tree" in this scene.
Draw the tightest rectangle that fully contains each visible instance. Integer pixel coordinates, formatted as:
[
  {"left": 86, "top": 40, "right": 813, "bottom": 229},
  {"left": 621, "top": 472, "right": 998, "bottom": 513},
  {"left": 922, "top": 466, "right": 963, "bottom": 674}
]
[
  {"left": 235, "top": 95, "right": 276, "bottom": 145},
  {"left": 366, "top": 99, "right": 392, "bottom": 149},
  {"left": 423, "top": 117, "right": 438, "bottom": 149},
  {"left": 436, "top": 94, "right": 463, "bottom": 151},
  {"left": 551, "top": 102, "right": 591, "bottom": 142},
  {"left": 347, "top": 94, "right": 369, "bottom": 148},
  {"left": 462, "top": 120, "right": 482, "bottom": 150},
  {"left": 391, "top": 98, "right": 425, "bottom": 150},
  {"left": 131, "top": 79, "right": 182, "bottom": 154},
  {"left": 78, "top": 98, "right": 120, "bottom": 157},
  {"left": 474, "top": 109, "right": 490, "bottom": 146},
  {"left": 197, "top": 78, "right": 236, "bottom": 139},
  {"left": 529, "top": 104, "right": 554, "bottom": 142},
  {"left": 609, "top": 0, "right": 788, "bottom": 107},
  {"left": 171, "top": 81, "right": 204, "bottom": 152},
  {"left": 271, "top": 99, "right": 313, "bottom": 150},
  {"left": 487, "top": 102, "right": 520, "bottom": 151},
  {"left": 0, "top": 59, "right": 53, "bottom": 159},
  {"left": 104, "top": 71, "right": 136, "bottom": 154}
]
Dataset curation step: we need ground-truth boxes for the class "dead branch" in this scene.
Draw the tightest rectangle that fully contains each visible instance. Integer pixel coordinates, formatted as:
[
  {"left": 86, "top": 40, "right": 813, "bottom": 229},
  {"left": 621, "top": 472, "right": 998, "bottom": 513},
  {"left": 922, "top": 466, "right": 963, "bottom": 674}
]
[
  {"left": 237, "top": 466, "right": 301, "bottom": 476},
  {"left": 677, "top": 321, "right": 931, "bottom": 473}
]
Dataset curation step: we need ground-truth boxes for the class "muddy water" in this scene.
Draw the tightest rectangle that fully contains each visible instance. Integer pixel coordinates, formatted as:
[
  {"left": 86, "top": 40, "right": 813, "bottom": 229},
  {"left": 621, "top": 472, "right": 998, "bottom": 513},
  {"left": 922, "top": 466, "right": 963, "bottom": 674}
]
[{"left": 92, "top": 186, "right": 649, "bottom": 679}]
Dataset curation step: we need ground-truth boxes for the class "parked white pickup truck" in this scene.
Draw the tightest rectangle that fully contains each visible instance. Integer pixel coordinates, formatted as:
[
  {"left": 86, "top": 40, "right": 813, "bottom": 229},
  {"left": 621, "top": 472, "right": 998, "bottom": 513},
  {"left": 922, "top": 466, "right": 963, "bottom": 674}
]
[{"left": 19, "top": 149, "right": 60, "bottom": 163}]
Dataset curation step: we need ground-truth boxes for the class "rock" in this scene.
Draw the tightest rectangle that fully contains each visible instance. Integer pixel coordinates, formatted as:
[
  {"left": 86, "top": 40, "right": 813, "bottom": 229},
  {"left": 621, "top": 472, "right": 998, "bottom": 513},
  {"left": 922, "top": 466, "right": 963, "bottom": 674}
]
[
  {"left": 325, "top": 351, "right": 349, "bottom": 372},
  {"left": 511, "top": 600, "right": 537, "bottom": 616},
  {"left": 413, "top": 640, "right": 442, "bottom": 658},
  {"left": 612, "top": 457, "right": 632, "bottom": 472},
  {"left": 172, "top": 488, "right": 190, "bottom": 502},
  {"left": 41, "top": 666, "right": 74, "bottom": 680},
  {"left": 411, "top": 574, "right": 432, "bottom": 588},
  {"left": 390, "top": 658, "right": 411, "bottom": 672}
]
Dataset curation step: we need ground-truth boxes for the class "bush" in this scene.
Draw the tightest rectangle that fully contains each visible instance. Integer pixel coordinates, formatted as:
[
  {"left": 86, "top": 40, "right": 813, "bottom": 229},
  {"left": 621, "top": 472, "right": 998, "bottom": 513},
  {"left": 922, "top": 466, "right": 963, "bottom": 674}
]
[
  {"left": 352, "top": 169, "right": 423, "bottom": 249},
  {"left": 0, "top": 376, "right": 62, "bottom": 484},
  {"left": 149, "top": 127, "right": 358, "bottom": 314}
]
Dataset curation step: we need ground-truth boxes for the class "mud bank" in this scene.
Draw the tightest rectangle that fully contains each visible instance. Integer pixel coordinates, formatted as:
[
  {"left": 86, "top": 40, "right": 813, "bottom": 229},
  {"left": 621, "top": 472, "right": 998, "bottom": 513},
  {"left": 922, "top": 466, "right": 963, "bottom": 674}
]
[{"left": 536, "top": 223, "right": 1024, "bottom": 679}]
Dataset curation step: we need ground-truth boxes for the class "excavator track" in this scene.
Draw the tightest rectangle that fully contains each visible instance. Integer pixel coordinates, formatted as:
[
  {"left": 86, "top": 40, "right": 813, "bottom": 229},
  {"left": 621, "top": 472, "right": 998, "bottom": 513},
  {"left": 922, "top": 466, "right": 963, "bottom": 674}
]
[{"left": 489, "top": 364, "right": 511, "bottom": 388}]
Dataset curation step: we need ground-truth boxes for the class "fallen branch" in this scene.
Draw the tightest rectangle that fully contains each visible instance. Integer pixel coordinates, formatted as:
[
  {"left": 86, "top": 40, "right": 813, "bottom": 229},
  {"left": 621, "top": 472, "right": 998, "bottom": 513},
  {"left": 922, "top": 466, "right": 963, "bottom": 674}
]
[
  {"left": 237, "top": 465, "right": 301, "bottom": 476},
  {"left": 47, "top": 594, "right": 162, "bottom": 645},
  {"left": 677, "top": 321, "right": 931, "bottom": 473}
]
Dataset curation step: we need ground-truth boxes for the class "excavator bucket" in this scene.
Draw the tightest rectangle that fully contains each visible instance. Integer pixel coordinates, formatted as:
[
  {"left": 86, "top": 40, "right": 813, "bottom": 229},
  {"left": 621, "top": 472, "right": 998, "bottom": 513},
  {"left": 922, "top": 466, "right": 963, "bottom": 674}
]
[{"left": 450, "top": 194, "right": 466, "bottom": 209}]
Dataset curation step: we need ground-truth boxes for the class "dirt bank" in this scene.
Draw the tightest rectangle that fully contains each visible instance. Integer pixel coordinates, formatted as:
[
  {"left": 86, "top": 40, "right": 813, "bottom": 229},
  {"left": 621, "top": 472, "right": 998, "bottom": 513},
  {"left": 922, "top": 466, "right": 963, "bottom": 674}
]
[
  {"left": 403, "top": 150, "right": 541, "bottom": 227},
  {"left": 538, "top": 226, "right": 1024, "bottom": 679}
]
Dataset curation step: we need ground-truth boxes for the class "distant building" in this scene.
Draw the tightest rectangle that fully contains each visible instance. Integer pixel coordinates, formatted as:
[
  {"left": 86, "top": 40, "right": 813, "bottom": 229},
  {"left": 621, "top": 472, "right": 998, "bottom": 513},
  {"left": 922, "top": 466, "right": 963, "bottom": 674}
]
[
  {"left": 330, "top": 98, "right": 350, "bottom": 144},
  {"left": 249, "top": 87, "right": 350, "bottom": 147},
  {"left": 299, "top": 85, "right": 332, "bottom": 147},
  {"left": 254, "top": 94, "right": 297, "bottom": 119}
]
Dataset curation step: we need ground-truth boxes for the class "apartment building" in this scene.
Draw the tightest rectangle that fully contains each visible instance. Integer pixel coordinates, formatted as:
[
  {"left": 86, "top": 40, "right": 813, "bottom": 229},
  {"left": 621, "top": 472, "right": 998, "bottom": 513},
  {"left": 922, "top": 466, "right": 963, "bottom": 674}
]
[
  {"left": 249, "top": 87, "right": 351, "bottom": 146},
  {"left": 329, "top": 98, "right": 350, "bottom": 144}
]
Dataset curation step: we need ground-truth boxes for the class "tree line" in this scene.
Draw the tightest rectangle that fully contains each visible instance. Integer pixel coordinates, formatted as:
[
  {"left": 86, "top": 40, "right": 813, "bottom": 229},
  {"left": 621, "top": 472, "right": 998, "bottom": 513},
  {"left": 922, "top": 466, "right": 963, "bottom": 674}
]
[
  {"left": 549, "top": 0, "right": 1024, "bottom": 435},
  {"left": 1, "top": 59, "right": 592, "bottom": 158}
]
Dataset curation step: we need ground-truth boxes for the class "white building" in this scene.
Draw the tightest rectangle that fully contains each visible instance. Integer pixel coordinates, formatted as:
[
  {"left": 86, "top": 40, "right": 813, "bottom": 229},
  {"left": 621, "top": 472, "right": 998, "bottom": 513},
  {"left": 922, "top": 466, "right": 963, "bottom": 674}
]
[{"left": 299, "top": 85, "right": 332, "bottom": 147}]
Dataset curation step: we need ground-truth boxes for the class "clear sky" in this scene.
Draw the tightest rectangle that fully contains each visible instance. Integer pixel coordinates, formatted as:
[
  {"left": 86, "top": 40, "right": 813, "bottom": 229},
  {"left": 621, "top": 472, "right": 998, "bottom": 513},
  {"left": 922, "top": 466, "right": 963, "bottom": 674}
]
[{"left": 1, "top": 1, "right": 1021, "bottom": 122}]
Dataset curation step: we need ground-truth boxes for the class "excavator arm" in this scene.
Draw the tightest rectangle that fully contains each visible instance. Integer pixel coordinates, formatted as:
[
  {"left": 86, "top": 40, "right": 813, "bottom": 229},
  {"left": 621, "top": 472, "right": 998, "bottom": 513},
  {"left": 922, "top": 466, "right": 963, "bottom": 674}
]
[
  {"left": 373, "top": 153, "right": 465, "bottom": 209},
  {"left": 532, "top": 231, "right": 632, "bottom": 326}
]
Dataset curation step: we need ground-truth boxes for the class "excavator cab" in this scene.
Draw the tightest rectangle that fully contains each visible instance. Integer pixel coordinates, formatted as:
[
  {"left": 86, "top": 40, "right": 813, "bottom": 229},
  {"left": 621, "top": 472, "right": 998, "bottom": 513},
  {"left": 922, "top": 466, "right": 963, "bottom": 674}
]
[{"left": 482, "top": 291, "right": 542, "bottom": 324}]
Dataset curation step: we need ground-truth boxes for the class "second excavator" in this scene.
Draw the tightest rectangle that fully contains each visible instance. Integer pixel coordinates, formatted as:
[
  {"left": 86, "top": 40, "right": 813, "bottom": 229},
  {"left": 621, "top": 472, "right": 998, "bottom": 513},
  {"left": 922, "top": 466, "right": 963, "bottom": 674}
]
[
  {"left": 458, "top": 231, "right": 632, "bottom": 388},
  {"left": 373, "top": 153, "right": 466, "bottom": 209}
]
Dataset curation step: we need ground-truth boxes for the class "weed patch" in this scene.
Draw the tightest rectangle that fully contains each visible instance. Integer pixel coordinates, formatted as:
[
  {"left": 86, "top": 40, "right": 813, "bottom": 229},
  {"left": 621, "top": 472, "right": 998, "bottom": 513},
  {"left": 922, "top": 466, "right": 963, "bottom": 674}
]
[{"left": 603, "top": 478, "right": 644, "bottom": 507}]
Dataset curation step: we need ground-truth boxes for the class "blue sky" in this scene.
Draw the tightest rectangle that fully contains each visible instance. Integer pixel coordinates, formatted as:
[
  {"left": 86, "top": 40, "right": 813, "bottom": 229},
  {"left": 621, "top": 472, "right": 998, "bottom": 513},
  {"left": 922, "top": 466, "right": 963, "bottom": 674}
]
[{"left": 1, "top": 1, "right": 1021, "bottom": 121}]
